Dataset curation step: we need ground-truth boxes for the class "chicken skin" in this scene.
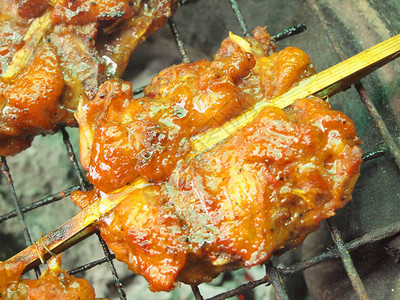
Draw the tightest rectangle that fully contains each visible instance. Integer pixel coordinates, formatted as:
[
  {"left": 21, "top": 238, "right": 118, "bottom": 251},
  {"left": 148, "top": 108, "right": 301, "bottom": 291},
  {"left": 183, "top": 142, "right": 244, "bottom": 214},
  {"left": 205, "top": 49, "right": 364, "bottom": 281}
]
[
  {"left": 0, "top": 255, "right": 95, "bottom": 299},
  {"left": 0, "top": 0, "right": 177, "bottom": 155}
]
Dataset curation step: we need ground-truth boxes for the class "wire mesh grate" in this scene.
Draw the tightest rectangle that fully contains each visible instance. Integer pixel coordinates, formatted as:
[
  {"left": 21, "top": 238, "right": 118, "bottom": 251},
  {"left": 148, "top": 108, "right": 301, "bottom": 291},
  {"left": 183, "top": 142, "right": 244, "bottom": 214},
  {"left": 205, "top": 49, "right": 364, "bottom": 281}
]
[{"left": 0, "top": 0, "right": 399, "bottom": 299}]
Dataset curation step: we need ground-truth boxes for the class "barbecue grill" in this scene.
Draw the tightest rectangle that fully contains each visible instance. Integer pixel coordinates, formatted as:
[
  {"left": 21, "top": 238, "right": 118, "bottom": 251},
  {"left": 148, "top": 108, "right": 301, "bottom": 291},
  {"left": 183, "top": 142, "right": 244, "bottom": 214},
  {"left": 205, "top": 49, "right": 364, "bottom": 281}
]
[{"left": 1, "top": 0, "right": 400, "bottom": 299}]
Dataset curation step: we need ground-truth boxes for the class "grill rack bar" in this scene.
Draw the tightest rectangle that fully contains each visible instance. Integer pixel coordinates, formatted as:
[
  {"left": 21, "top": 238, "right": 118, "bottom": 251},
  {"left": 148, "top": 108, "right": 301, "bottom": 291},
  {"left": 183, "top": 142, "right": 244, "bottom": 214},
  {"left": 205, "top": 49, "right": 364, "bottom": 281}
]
[
  {"left": 0, "top": 156, "right": 41, "bottom": 278},
  {"left": 168, "top": 16, "right": 191, "bottom": 63},
  {"left": 69, "top": 253, "right": 115, "bottom": 275},
  {"left": 0, "top": 186, "right": 79, "bottom": 224},
  {"left": 206, "top": 220, "right": 400, "bottom": 300},
  {"left": 355, "top": 81, "right": 400, "bottom": 168},
  {"left": 265, "top": 262, "right": 289, "bottom": 300},
  {"left": 271, "top": 24, "right": 307, "bottom": 42},
  {"left": 191, "top": 285, "right": 204, "bottom": 300},
  {"left": 97, "top": 232, "right": 127, "bottom": 300},
  {"left": 1, "top": 0, "right": 399, "bottom": 299},
  {"left": 60, "top": 127, "right": 89, "bottom": 191},
  {"left": 0, "top": 157, "right": 33, "bottom": 248},
  {"left": 227, "top": 0, "right": 250, "bottom": 37},
  {"left": 307, "top": 0, "right": 400, "bottom": 170},
  {"left": 327, "top": 220, "right": 370, "bottom": 300},
  {"left": 282, "top": 220, "right": 400, "bottom": 277}
]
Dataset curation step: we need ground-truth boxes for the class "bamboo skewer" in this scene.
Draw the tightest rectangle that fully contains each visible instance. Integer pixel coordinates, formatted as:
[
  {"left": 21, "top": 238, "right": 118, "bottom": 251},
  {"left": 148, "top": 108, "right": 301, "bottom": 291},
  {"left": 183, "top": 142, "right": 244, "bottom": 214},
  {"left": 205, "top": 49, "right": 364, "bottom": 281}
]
[
  {"left": 6, "top": 33, "right": 400, "bottom": 271},
  {"left": 6, "top": 178, "right": 149, "bottom": 271},
  {"left": 1, "top": 0, "right": 61, "bottom": 80},
  {"left": 192, "top": 33, "right": 400, "bottom": 153},
  {"left": 2, "top": 9, "right": 52, "bottom": 80}
]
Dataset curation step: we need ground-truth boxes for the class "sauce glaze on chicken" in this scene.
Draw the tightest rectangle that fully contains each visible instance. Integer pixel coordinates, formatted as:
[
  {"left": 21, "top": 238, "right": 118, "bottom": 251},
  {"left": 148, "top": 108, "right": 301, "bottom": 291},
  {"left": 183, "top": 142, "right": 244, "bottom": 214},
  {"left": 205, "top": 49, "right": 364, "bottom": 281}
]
[
  {"left": 0, "top": 0, "right": 177, "bottom": 155},
  {"left": 76, "top": 27, "right": 314, "bottom": 192},
  {"left": 0, "top": 255, "right": 95, "bottom": 299},
  {"left": 72, "top": 28, "right": 362, "bottom": 291}
]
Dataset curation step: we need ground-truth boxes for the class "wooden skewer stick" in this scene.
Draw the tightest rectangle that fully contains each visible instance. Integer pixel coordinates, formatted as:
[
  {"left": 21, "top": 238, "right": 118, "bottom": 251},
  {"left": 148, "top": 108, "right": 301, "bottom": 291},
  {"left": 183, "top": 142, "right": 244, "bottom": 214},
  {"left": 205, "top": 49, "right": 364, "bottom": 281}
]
[
  {"left": 6, "top": 33, "right": 400, "bottom": 271},
  {"left": 6, "top": 178, "right": 150, "bottom": 271},
  {"left": 2, "top": 9, "right": 52, "bottom": 80},
  {"left": 192, "top": 33, "right": 400, "bottom": 154}
]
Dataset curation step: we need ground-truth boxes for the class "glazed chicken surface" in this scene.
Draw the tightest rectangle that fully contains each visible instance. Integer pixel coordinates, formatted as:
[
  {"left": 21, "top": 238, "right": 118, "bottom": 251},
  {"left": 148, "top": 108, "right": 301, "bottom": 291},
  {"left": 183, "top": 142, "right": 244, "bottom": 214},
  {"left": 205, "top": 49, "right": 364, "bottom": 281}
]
[
  {"left": 72, "top": 28, "right": 363, "bottom": 291},
  {"left": 0, "top": 255, "right": 95, "bottom": 299},
  {"left": 76, "top": 27, "right": 314, "bottom": 192},
  {"left": 0, "top": 0, "right": 177, "bottom": 155},
  {"left": 73, "top": 97, "right": 362, "bottom": 291}
]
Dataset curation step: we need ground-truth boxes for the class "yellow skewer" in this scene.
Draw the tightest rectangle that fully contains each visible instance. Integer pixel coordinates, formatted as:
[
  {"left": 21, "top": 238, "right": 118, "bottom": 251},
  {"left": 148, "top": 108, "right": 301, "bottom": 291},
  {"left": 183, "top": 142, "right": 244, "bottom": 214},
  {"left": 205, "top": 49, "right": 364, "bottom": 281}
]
[
  {"left": 192, "top": 33, "right": 400, "bottom": 154},
  {"left": 1, "top": 9, "right": 52, "bottom": 80}
]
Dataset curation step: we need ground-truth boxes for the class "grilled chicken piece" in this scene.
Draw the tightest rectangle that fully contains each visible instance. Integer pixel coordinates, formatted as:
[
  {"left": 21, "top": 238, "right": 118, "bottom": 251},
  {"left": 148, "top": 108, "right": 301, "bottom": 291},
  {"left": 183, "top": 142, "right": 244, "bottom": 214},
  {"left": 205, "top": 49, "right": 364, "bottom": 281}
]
[
  {"left": 76, "top": 27, "right": 314, "bottom": 192},
  {"left": 72, "top": 96, "right": 362, "bottom": 291},
  {"left": 0, "top": 0, "right": 177, "bottom": 156},
  {"left": 71, "top": 28, "right": 361, "bottom": 291},
  {"left": 0, "top": 255, "right": 95, "bottom": 299}
]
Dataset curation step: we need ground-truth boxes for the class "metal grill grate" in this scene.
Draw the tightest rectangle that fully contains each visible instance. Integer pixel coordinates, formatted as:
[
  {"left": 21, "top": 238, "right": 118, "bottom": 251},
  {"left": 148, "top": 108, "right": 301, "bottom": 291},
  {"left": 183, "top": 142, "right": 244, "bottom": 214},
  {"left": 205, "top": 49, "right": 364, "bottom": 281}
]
[{"left": 1, "top": 1, "right": 400, "bottom": 299}]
